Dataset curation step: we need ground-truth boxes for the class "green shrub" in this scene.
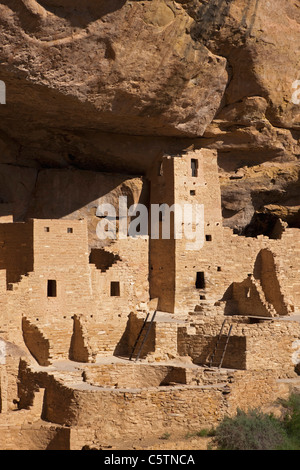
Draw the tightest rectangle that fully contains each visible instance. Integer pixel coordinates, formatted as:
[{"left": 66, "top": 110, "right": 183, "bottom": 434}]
[
  {"left": 213, "top": 408, "right": 287, "bottom": 450},
  {"left": 211, "top": 393, "right": 300, "bottom": 450},
  {"left": 278, "top": 393, "right": 300, "bottom": 449},
  {"left": 195, "top": 428, "right": 216, "bottom": 438},
  {"left": 159, "top": 432, "right": 171, "bottom": 440},
  {"left": 185, "top": 428, "right": 216, "bottom": 439}
]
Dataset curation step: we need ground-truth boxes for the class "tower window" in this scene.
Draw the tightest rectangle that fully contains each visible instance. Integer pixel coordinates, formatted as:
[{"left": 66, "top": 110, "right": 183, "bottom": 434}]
[
  {"left": 196, "top": 272, "right": 205, "bottom": 289},
  {"left": 110, "top": 281, "right": 120, "bottom": 297},
  {"left": 47, "top": 280, "right": 57, "bottom": 297},
  {"left": 190, "top": 190, "right": 196, "bottom": 196},
  {"left": 67, "top": 227, "right": 73, "bottom": 233},
  {"left": 206, "top": 235, "right": 212, "bottom": 242},
  {"left": 44, "top": 227, "right": 50, "bottom": 232},
  {"left": 191, "top": 159, "right": 198, "bottom": 177}
]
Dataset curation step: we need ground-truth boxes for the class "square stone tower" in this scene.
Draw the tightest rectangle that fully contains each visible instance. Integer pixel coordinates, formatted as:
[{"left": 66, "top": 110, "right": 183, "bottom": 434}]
[{"left": 149, "top": 149, "right": 223, "bottom": 314}]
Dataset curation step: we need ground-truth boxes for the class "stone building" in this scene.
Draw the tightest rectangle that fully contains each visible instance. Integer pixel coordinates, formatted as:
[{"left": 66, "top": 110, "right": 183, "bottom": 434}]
[
  {"left": 0, "top": 149, "right": 299, "bottom": 450},
  {"left": 150, "top": 149, "right": 300, "bottom": 317}
]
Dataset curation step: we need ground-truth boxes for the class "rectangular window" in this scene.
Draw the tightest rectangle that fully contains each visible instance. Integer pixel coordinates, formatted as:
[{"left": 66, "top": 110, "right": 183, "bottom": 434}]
[
  {"left": 47, "top": 280, "right": 57, "bottom": 297},
  {"left": 206, "top": 235, "right": 212, "bottom": 241},
  {"left": 67, "top": 227, "right": 73, "bottom": 233},
  {"left": 110, "top": 281, "right": 120, "bottom": 297},
  {"left": 44, "top": 227, "right": 50, "bottom": 232},
  {"left": 196, "top": 272, "right": 205, "bottom": 289},
  {"left": 191, "top": 159, "right": 198, "bottom": 177}
]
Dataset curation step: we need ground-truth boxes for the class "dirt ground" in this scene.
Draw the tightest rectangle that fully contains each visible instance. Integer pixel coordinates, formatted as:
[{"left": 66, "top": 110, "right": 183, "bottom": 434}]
[{"left": 94, "top": 434, "right": 213, "bottom": 451}]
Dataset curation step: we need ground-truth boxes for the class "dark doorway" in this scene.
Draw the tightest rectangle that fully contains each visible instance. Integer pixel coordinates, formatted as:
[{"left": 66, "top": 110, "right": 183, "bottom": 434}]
[
  {"left": 110, "top": 281, "right": 120, "bottom": 297},
  {"left": 191, "top": 159, "right": 198, "bottom": 177},
  {"left": 47, "top": 280, "right": 57, "bottom": 297},
  {"left": 196, "top": 272, "right": 205, "bottom": 289}
]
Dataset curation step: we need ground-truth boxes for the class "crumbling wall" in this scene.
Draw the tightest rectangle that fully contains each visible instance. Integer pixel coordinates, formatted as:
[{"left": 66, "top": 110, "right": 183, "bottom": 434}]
[
  {"left": 16, "top": 361, "right": 293, "bottom": 446},
  {"left": 178, "top": 317, "right": 300, "bottom": 377},
  {"left": 22, "top": 318, "right": 51, "bottom": 367},
  {"left": 82, "top": 363, "right": 187, "bottom": 389}
]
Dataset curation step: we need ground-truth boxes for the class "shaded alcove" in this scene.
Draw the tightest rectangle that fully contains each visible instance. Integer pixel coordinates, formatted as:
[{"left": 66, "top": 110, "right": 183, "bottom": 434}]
[
  {"left": 113, "top": 313, "right": 156, "bottom": 360},
  {"left": 69, "top": 316, "right": 90, "bottom": 363},
  {"left": 178, "top": 329, "right": 247, "bottom": 370}
]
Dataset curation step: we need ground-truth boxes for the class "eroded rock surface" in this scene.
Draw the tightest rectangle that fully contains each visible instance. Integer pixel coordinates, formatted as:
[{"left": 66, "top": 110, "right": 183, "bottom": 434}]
[{"left": 0, "top": 0, "right": 299, "bottom": 234}]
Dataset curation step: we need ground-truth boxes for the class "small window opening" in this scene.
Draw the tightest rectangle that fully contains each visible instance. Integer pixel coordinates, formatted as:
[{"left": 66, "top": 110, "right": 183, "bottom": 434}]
[
  {"left": 190, "top": 190, "right": 196, "bottom": 196},
  {"left": 67, "top": 227, "right": 73, "bottom": 233},
  {"left": 44, "top": 227, "right": 50, "bottom": 232},
  {"left": 47, "top": 280, "right": 57, "bottom": 297},
  {"left": 206, "top": 235, "right": 212, "bottom": 242},
  {"left": 217, "top": 266, "right": 222, "bottom": 272},
  {"left": 191, "top": 159, "right": 198, "bottom": 177},
  {"left": 110, "top": 281, "right": 120, "bottom": 297},
  {"left": 196, "top": 272, "right": 205, "bottom": 289}
]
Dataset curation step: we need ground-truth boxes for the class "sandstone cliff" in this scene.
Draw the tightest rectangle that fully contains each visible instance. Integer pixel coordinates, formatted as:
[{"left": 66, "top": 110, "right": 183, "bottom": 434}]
[{"left": 0, "top": 0, "right": 299, "bottom": 235}]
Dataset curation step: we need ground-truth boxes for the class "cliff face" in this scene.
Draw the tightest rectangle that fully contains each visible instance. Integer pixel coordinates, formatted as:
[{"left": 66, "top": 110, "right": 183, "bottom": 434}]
[
  {"left": 185, "top": 0, "right": 300, "bottom": 234},
  {"left": 0, "top": 0, "right": 299, "bottom": 234}
]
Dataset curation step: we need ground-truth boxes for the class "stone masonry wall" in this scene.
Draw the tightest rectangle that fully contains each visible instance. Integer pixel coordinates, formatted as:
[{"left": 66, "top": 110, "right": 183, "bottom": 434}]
[
  {"left": 0, "top": 220, "right": 150, "bottom": 364},
  {"left": 16, "top": 361, "right": 293, "bottom": 447},
  {"left": 148, "top": 149, "right": 300, "bottom": 316},
  {"left": 178, "top": 317, "right": 300, "bottom": 376}
]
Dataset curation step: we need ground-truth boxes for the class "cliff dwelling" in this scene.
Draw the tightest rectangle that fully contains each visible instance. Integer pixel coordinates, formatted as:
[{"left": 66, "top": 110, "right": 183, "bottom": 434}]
[
  {"left": 0, "top": 149, "right": 299, "bottom": 450},
  {"left": 0, "top": 0, "right": 300, "bottom": 452}
]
